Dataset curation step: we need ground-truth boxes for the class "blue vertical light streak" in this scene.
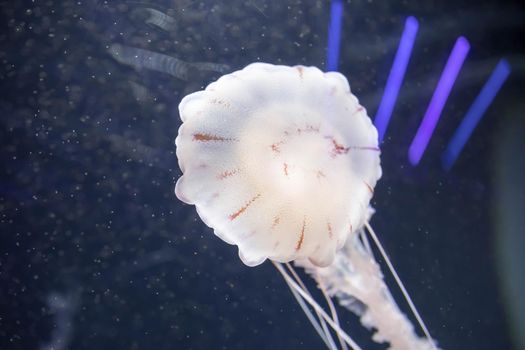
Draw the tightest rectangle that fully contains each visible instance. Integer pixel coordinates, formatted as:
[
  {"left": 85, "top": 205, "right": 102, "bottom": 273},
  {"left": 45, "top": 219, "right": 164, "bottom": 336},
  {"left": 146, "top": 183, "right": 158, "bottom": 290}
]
[
  {"left": 326, "top": 0, "right": 343, "bottom": 72},
  {"left": 408, "top": 36, "right": 470, "bottom": 166},
  {"left": 442, "top": 59, "right": 511, "bottom": 170},
  {"left": 374, "top": 16, "right": 419, "bottom": 143}
]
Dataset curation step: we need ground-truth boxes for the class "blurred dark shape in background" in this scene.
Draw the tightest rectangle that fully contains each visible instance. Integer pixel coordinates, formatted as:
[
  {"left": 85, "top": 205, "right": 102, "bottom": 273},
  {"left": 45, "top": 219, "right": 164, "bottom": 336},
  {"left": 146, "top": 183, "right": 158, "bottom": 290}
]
[{"left": 494, "top": 96, "right": 525, "bottom": 350}]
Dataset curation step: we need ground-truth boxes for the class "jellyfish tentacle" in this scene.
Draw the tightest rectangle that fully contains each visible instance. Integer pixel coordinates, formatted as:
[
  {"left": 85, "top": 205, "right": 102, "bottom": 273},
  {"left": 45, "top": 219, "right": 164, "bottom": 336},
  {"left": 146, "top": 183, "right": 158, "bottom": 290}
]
[
  {"left": 273, "top": 262, "right": 362, "bottom": 350},
  {"left": 364, "top": 221, "right": 437, "bottom": 350},
  {"left": 279, "top": 262, "right": 336, "bottom": 349},
  {"left": 296, "top": 224, "right": 438, "bottom": 349},
  {"left": 284, "top": 263, "right": 338, "bottom": 350},
  {"left": 314, "top": 271, "right": 349, "bottom": 350},
  {"left": 357, "top": 224, "right": 374, "bottom": 257}
]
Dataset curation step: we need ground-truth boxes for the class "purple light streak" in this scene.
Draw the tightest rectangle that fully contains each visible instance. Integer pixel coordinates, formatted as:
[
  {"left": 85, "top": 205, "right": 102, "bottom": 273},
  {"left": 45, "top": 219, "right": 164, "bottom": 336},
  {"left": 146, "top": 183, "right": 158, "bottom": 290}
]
[
  {"left": 442, "top": 59, "right": 511, "bottom": 170},
  {"left": 374, "top": 16, "right": 419, "bottom": 143},
  {"left": 408, "top": 37, "right": 470, "bottom": 166},
  {"left": 326, "top": 0, "right": 343, "bottom": 72}
]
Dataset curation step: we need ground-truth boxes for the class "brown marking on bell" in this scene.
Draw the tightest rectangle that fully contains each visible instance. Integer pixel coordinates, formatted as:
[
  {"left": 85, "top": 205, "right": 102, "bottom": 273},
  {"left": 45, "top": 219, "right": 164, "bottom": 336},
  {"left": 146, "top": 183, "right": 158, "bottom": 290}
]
[
  {"left": 296, "top": 66, "right": 304, "bottom": 79},
  {"left": 271, "top": 216, "right": 281, "bottom": 229},
  {"left": 327, "top": 222, "right": 333, "bottom": 238},
  {"left": 295, "top": 219, "right": 306, "bottom": 251},
  {"left": 273, "top": 241, "right": 280, "bottom": 248},
  {"left": 229, "top": 193, "right": 261, "bottom": 221},
  {"left": 217, "top": 168, "right": 240, "bottom": 180},
  {"left": 316, "top": 170, "right": 326, "bottom": 180},
  {"left": 330, "top": 138, "right": 350, "bottom": 156},
  {"left": 270, "top": 140, "right": 285, "bottom": 153},
  {"left": 363, "top": 181, "right": 374, "bottom": 194},
  {"left": 283, "top": 163, "right": 289, "bottom": 176},
  {"left": 193, "top": 133, "right": 236, "bottom": 142},
  {"left": 197, "top": 162, "right": 208, "bottom": 169}
]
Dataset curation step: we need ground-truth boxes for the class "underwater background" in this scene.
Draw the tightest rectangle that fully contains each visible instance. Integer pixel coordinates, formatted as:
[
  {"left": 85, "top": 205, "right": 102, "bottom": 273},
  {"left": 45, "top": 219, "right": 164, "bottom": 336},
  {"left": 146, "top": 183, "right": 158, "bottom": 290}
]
[{"left": 1, "top": 0, "right": 524, "bottom": 349}]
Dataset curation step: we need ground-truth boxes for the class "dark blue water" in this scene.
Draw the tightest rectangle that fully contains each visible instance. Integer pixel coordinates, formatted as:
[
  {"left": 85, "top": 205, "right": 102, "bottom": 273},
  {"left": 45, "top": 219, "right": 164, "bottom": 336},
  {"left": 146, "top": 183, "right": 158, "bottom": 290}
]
[{"left": 1, "top": 1, "right": 524, "bottom": 349}]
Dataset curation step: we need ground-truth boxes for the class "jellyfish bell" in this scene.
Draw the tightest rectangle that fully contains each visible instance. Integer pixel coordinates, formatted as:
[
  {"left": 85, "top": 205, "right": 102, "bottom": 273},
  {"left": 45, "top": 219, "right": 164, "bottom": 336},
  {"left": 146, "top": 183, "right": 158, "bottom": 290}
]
[
  {"left": 175, "top": 63, "right": 437, "bottom": 350},
  {"left": 176, "top": 62, "right": 380, "bottom": 266}
]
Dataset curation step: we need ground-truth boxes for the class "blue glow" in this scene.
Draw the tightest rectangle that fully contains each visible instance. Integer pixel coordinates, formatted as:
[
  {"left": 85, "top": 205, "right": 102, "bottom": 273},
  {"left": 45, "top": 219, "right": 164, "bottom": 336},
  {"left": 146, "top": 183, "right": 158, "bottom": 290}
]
[
  {"left": 442, "top": 59, "right": 511, "bottom": 170},
  {"left": 374, "top": 16, "right": 419, "bottom": 142},
  {"left": 408, "top": 37, "right": 470, "bottom": 166},
  {"left": 326, "top": 0, "right": 343, "bottom": 72}
]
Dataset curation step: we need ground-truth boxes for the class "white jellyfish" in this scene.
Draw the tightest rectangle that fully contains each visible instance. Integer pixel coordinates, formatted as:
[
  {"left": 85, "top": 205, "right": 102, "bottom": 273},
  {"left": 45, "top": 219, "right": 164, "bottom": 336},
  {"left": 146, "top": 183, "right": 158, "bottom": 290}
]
[{"left": 175, "top": 62, "right": 438, "bottom": 350}]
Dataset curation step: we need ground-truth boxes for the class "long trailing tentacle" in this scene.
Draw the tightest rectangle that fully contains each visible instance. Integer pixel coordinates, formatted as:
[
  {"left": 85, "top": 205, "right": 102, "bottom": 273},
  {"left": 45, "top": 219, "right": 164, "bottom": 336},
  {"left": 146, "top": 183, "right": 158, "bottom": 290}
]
[
  {"left": 314, "top": 271, "right": 349, "bottom": 350},
  {"left": 358, "top": 225, "right": 374, "bottom": 257},
  {"left": 280, "top": 263, "right": 337, "bottom": 349},
  {"left": 273, "top": 261, "right": 362, "bottom": 350},
  {"left": 364, "top": 221, "right": 437, "bottom": 350},
  {"left": 284, "top": 263, "right": 338, "bottom": 350}
]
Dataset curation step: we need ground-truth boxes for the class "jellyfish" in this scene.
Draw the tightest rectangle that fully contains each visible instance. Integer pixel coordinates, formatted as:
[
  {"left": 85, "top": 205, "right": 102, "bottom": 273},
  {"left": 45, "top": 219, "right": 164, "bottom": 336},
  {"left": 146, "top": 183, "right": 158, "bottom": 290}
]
[
  {"left": 131, "top": 7, "right": 177, "bottom": 32},
  {"left": 174, "top": 62, "right": 438, "bottom": 350},
  {"left": 108, "top": 44, "right": 231, "bottom": 81}
]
